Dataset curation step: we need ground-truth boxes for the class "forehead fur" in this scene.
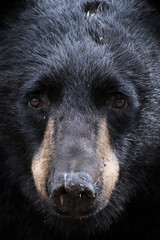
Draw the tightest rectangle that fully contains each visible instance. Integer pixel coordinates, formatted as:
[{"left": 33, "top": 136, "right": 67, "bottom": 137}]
[
  {"left": 1, "top": 0, "right": 158, "bottom": 47},
  {"left": 0, "top": 0, "right": 159, "bottom": 94}
]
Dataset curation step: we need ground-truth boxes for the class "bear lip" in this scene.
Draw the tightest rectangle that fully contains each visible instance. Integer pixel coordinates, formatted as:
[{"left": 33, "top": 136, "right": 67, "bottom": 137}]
[{"left": 54, "top": 206, "right": 98, "bottom": 220}]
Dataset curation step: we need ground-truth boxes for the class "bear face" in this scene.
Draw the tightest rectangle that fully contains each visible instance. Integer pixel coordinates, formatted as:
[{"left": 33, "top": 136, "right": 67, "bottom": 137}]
[{"left": 0, "top": 0, "right": 160, "bottom": 239}]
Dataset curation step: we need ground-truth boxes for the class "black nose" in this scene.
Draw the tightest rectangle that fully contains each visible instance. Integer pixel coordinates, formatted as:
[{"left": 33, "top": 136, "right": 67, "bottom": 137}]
[{"left": 48, "top": 172, "right": 97, "bottom": 217}]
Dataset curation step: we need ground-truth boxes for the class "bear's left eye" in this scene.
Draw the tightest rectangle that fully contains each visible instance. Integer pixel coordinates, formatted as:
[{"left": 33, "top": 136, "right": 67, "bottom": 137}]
[
  {"left": 106, "top": 94, "right": 127, "bottom": 110},
  {"left": 112, "top": 97, "right": 126, "bottom": 109}
]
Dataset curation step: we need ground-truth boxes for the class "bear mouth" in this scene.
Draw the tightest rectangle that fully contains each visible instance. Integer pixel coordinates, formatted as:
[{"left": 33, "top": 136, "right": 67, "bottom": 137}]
[{"left": 54, "top": 209, "right": 96, "bottom": 220}]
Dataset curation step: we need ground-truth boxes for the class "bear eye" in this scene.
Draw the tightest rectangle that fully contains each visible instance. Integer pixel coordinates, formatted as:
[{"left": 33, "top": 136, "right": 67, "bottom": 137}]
[
  {"left": 112, "top": 97, "right": 126, "bottom": 109},
  {"left": 29, "top": 97, "right": 41, "bottom": 109},
  {"left": 29, "top": 96, "right": 41, "bottom": 108},
  {"left": 28, "top": 93, "right": 50, "bottom": 111}
]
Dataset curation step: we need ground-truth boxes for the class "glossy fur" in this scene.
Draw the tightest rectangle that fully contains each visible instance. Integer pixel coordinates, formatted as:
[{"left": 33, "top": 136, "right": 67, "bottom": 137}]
[{"left": 0, "top": 0, "right": 160, "bottom": 239}]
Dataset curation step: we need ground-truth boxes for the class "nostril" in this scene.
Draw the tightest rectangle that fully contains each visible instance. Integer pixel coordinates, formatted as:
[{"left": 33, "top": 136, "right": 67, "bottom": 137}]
[
  {"left": 52, "top": 186, "right": 68, "bottom": 207},
  {"left": 79, "top": 189, "right": 96, "bottom": 199},
  {"left": 52, "top": 186, "right": 67, "bottom": 198}
]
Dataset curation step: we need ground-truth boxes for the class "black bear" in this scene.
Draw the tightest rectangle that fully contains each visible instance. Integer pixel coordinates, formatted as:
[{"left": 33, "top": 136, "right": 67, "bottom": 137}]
[{"left": 0, "top": 0, "right": 160, "bottom": 239}]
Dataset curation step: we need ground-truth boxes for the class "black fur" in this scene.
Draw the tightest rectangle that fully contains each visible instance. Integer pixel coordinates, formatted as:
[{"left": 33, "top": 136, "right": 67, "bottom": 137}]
[{"left": 0, "top": 0, "right": 160, "bottom": 239}]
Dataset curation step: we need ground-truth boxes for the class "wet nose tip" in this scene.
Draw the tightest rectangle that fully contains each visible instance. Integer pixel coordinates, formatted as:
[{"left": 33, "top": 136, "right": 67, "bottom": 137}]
[
  {"left": 51, "top": 172, "right": 96, "bottom": 198},
  {"left": 48, "top": 172, "right": 97, "bottom": 216}
]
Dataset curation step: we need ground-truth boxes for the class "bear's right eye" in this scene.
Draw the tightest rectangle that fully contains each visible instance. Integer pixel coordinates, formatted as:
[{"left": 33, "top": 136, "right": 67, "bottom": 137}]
[
  {"left": 28, "top": 94, "right": 50, "bottom": 112},
  {"left": 29, "top": 97, "right": 41, "bottom": 109}
]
